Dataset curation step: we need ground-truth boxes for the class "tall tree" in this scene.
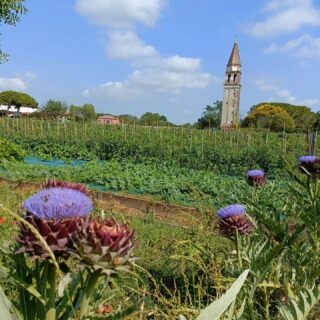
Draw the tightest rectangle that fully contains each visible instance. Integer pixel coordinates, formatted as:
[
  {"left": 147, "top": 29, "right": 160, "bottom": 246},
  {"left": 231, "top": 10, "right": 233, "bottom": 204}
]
[
  {"left": 0, "top": 90, "right": 37, "bottom": 113},
  {"left": 69, "top": 104, "right": 97, "bottom": 121},
  {"left": 196, "top": 100, "right": 222, "bottom": 129},
  {"left": 0, "top": 0, "right": 27, "bottom": 63},
  {"left": 69, "top": 105, "right": 84, "bottom": 121},
  {"left": 140, "top": 112, "right": 169, "bottom": 126},
  {"left": 82, "top": 104, "right": 96, "bottom": 121},
  {"left": 42, "top": 99, "right": 67, "bottom": 120},
  {"left": 242, "top": 104, "right": 295, "bottom": 130},
  {"left": 118, "top": 114, "right": 139, "bottom": 125},
  {"left": 249, "top": 102, "right": 317, "bottom": 129}
]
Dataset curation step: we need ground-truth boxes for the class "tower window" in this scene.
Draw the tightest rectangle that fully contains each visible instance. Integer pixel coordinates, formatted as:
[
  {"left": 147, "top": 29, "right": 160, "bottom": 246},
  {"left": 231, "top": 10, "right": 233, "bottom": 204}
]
[
  {"left": 228, "top": 74, "right": 231, "bottom": 82},
  {"left": 234, "top": 74, "right": 237, "bottom": 82}
]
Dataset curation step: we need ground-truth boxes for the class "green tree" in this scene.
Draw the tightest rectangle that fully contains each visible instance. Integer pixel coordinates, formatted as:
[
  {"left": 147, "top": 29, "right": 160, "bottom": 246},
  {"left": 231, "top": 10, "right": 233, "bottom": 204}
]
[
  {"left": 250, "top": 102, "right": 317, "bottom": 128},
  {"left": 0, "top": 0, "right": 27, "bottom": 62},
  {"left": 140, "top": 112, "right": 169, "bottom": 126},
  {"left": 243, "top": 104, "right": 295, "bottom": 130},
  {"left": 196, "top": 100, "right": 222, "bottom": 129},
  {"left": 0, "top": 90, "right": 37, "bottom": 113},
  {"left": 69, "top": 105, "right": 84, "bottom": 121},
  {"left": 42, "top": 99, "right": 67, "bottom": 120},
  {"left": 82, "top": 104, "right": 97, "bottom": 121},
  {"left": 118, "top": 114, "right": 139, "bottom": 125}
]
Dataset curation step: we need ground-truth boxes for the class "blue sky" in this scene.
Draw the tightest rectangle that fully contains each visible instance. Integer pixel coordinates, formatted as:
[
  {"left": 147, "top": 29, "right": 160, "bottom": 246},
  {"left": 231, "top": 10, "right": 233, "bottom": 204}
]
[{"left": 1, "top": 0, "right": 320, "bottom": 124}]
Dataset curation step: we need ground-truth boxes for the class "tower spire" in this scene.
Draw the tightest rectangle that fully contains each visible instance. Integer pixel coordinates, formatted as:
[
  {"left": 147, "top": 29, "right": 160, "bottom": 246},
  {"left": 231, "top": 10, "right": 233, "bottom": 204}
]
[{"left": 227, "top": 41, "right": 241, "bottom": 66}]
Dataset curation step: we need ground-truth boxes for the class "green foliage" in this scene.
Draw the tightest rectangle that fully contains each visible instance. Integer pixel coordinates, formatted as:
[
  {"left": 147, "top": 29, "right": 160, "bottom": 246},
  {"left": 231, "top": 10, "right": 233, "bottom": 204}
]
[
  {"left": 196, "top": 100, "right": 222, "bottom": 129},
  {"left": 0, "top": 118, "right": 310, "bottom": 176},
  {"left": 0, "top": 285, "right": 17, "bottom": 319},
  {"left": 0, "top": 0, "right": 27, "bottom": 63},
  {"left": 243, "top": 104, "right": 296, "bottom": 130},
  {"left": 0, "top": 139, "right": 25, "bottom": 161},
  {"left": 42, "top": 99, "right": 68, "bottom": 119},
  {"left": 140, "top": 112, "right": 170, "bottom": 126},
  {"left": 70, "top": 104, "right": 97, "bottom": 121},
  {"left": 69, "top": 105, "right": 83, "bottom": 120},
  {"left": 250, "top": 102, "right": 317, "bottom": 129},
  {"left": 196, "top": 269, "right": 249, "bottom": 320},
  {"left": 278, "top": 286, "right": 320, "bottom": 320},
  {"left": 0, "top": 90, "right": 38, "bottom": 112},
  {"left": 2, "top": 163, "right": 320, "bottom": 318},
  {"left": 118, "top": 114, "right": 139, "bottom": 125},
  {"left": 82, "top": 104, "right": 97, "bottom": 121}
]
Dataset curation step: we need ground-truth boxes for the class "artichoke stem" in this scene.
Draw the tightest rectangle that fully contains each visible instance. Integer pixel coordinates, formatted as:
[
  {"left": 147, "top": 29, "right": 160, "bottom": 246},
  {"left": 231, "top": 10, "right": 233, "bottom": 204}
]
[
  {"left": 235, "top": 229, "right": 243, "bottom": 270},
  {"left": 79, "top": 269, "right": 102, "bottom": 318},
  {"left": 45, "top": 262, "right": 56, "bottom": 320}
]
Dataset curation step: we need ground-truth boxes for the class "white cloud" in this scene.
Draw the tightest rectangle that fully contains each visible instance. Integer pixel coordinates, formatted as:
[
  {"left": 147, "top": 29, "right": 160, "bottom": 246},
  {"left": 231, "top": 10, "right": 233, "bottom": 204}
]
[
  {"left": 299, "top": 98, "right": 320, "bottom": 107},
  {"left": 248, "top": 0, "right": 320, "bottom": 38},
  {"left": 129, "top": 69, "right": 211, "bottom": 91},
  {"left": 264, "top": 0, "right": 311, "bottom": 12},
  {"left": 0, "top": 72, "right": 35, "bottom": 91},
  {"left": 107, "top": 31, "right": 157, "bottom": 59},
  {"left": 255, "top": 79, "right": 320, "bottom": 107},
  {"left": 84, "top": 32, "right": 214, "bottom": 98},
  {"left": 84, "top": 68, "right": 213, "bottom": 99},
  {"left": 265, "top": 34, "right": 320, "bottom": 58},
  {"left": 161, "top": 55, "right": 201, "bottom": 72},
  {"left": 83, "top": 81, "right": 141, "bottom": 100},
  {"left": 77, "top": 1, "right": 214, "bottom": 100},
  {"left": 107, "top": 31, "right": 202, "bottom": 72},
  {"left": 254, "top": 79, "right": 296, "bottom": 103},
  {"left": 75, "top": 0, "right": 167, "bottom": 28}
]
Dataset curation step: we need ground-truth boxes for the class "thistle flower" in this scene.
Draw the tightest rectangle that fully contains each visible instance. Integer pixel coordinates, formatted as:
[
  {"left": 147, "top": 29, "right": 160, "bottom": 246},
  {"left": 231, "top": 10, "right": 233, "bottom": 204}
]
[
  {"left": 22, "top": 188, "right": 93, "bottom": 219},
  {"left": 217, "top": 204, "right": 252, "bottom": 236},
  {"left": 247, "top": 169, "right": 266, "bottom": 187},
  {"left": 17, "top": 186, "right": 93, "bottom": 259},
  {"left": 299, "top": 156, "right": 320, "bottom": 178},
  {"left": 43, "top": 179, "right": 88, "bottom": 195},
  {"left": 71, "top": 217, "right": 137, "bottom": 275}
]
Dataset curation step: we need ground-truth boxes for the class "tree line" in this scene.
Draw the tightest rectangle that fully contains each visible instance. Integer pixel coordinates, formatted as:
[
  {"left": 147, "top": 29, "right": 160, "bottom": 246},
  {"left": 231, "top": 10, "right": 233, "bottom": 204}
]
[{"left": 1, "top": 90, "right": 320, "bottom": 129}]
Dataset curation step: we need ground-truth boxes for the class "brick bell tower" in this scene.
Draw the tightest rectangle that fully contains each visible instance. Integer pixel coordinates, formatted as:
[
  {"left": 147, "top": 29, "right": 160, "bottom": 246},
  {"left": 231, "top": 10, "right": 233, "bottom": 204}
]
[{"left": 220, "top": 41, "right": 241, "bottom": 130}]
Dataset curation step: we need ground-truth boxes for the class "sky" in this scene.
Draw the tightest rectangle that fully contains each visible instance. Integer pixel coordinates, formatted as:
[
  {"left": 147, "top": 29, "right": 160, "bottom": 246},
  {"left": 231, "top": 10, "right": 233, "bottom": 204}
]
[{"left": 1, "top": 0, "right": 320, "bottom": 124}]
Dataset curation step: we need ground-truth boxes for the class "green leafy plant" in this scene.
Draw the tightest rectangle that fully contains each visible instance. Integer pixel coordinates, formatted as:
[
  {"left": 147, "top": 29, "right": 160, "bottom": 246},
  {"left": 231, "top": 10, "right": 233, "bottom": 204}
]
[{"left": 0, "top": 139, "right": 26, "bottom": 161}]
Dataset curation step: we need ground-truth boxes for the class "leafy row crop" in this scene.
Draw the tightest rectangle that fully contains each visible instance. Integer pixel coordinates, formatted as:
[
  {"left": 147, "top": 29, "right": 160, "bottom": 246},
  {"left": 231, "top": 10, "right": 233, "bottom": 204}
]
[
  {"left": 0, "top": 159, "right": 298, "bottom": 211},
  {"left": 0, "top": 118, "right": 312, "bottom": 175}
]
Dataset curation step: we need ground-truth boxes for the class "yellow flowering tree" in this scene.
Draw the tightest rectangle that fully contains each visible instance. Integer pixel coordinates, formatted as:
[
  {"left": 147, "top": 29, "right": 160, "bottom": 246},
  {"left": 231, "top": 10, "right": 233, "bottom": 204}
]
[{"left": 243, "top": 104, "right": 295, "bottom": 130}]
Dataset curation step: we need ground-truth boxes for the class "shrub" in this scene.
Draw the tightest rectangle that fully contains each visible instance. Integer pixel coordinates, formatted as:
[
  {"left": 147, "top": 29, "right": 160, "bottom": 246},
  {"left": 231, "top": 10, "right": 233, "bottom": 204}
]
[{"left": 243, "top": 104, "right": 295, "bottom": 130}]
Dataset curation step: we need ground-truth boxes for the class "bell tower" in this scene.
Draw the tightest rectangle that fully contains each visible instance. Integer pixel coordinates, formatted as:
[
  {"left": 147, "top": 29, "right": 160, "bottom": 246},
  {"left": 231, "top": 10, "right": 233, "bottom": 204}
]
[{"left": 220, "top": 41, "right": 241, "bottom": 130}]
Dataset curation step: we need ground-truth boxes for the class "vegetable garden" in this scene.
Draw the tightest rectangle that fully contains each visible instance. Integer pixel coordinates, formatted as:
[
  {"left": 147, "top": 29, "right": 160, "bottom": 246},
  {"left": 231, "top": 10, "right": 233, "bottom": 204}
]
[
  {"left": 1, "top": 118, "right": 320, "bottom": 319},
  {"left": 0, "top": 118, "right": 314, "bottom": 175}
]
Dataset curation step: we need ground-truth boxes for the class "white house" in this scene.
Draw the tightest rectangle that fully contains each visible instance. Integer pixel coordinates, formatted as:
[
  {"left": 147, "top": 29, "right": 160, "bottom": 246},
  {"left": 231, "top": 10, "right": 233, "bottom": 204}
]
[{"left": 0, "top": 104, "right": 38, "bottom": 115}]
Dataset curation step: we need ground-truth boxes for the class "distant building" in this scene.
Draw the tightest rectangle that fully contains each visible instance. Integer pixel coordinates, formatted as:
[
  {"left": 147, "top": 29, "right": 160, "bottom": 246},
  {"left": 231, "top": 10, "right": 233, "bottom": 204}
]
[
  {"left": 0, "top": 105, "right": 38, "bottom": 116},
  {"left": 220, "top": 41, "right": 242, "bottom": 130},
  {"left": 97, "top": 115, "right": 120, "bottom": 125}
]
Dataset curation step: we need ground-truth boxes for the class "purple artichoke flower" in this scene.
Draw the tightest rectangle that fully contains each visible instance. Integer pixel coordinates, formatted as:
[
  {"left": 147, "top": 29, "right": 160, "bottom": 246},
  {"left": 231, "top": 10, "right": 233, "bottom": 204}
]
[
  {"left": 217, "top": 205, "right": 245, "bottom": 219},
  {"left": 247, "top": 169, "right": 266, "bottom": 187},
  {"left": 43, "top": 179, "right": 88, "bottom": 195},
  {"left": 217, "top": 204, "right": 252, "bottom": 236},
  {"left": 17, "top": 185, "right": 93, "bottom": 260},
  {"left": 22, "top": 188, "right": 93, "bottom": 219},
  {"left": 299, "top": 155, "right": 320, "bottom": 178},
  {"left": 299, "top": 156, "right": 318, "bottom": 164}
]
